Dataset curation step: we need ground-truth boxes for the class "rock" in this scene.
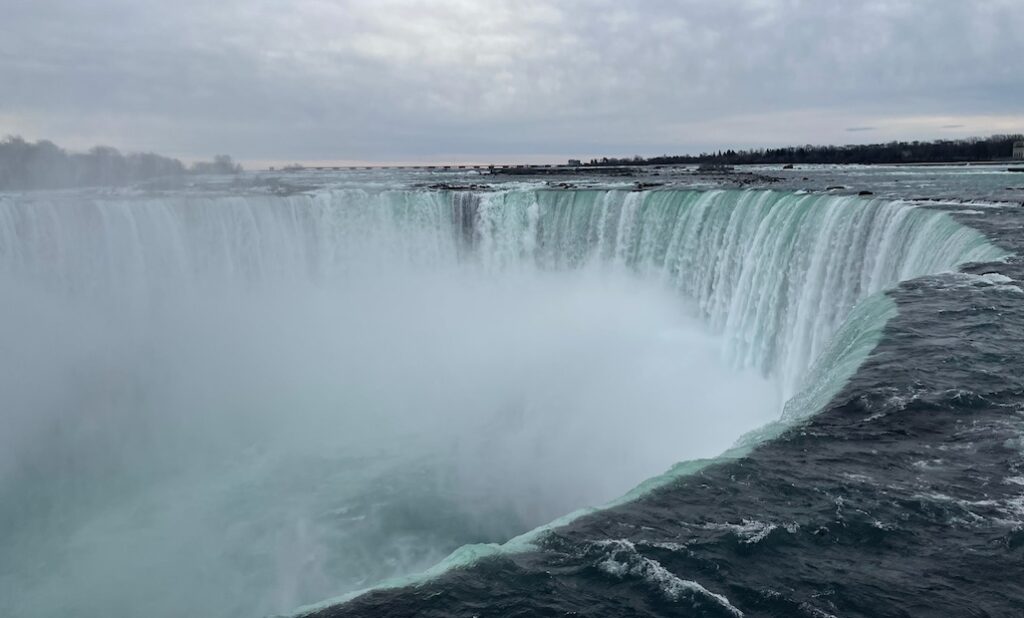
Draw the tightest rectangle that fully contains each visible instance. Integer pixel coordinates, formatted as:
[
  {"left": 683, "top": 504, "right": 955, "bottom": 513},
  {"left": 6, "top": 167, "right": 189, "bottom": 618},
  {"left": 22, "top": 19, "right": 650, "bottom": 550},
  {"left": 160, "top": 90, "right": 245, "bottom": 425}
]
[{"left": 858, "top": 190, "right": 874, "bottom": 196}]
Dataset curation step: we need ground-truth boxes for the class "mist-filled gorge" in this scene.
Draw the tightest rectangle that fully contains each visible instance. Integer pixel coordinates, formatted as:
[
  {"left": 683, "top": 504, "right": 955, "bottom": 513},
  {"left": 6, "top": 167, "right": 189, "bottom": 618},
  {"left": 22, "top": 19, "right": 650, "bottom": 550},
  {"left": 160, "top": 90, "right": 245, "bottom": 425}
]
[
  {"left": 0, "top": 187, "right": 1008, "bottom": 617},
  {"left": 3, "top": 270, "right": 777, "bottom": 616}
]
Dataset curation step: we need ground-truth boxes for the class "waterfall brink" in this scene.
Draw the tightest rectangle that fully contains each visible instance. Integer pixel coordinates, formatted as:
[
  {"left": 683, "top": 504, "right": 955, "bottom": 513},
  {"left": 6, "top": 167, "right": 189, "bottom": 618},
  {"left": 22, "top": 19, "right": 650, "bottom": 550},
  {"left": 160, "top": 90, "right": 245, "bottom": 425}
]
[
  {"left": 469, "top": 189, "right": 1003, "bottom": 397},
  {"left": 0, "top": 188, "right": 1007, "bottom": 618},
  {"left": 0, "top": 189, "right": 1001, "bottom": 393}
]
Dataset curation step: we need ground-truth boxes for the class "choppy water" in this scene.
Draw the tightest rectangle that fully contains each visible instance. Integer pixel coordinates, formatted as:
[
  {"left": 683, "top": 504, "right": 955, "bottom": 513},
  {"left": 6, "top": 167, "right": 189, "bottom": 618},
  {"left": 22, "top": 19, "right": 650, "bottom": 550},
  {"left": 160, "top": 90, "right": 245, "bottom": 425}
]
[{"left": 1, "top": 166, "right": 1022, "bottom": 617}]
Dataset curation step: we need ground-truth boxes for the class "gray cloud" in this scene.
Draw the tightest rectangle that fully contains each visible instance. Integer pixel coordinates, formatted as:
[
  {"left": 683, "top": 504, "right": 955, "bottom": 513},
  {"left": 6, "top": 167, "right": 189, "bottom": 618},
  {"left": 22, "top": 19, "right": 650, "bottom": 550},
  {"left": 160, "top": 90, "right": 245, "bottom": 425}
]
[{"left": 2, "top": 0, "right": 1023, "bottom": 163}]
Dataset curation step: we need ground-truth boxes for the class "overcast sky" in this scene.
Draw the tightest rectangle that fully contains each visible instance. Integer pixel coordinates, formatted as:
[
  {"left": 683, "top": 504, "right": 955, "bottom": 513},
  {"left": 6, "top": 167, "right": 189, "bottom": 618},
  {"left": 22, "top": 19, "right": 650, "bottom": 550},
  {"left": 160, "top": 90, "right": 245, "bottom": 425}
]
[{"left": 2, "top": 0, "right": 1023, "bottom": 165}]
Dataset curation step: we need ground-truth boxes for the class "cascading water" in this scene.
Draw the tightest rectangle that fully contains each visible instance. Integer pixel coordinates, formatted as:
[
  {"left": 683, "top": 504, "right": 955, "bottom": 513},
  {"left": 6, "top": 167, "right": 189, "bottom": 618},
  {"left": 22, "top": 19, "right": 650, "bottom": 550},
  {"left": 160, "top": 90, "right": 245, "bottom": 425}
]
[
  {"left": 0, "top": 187, "right": 1006, "bottom": 618},
  {"left": 472, "top": 189, "right": 1002, "bottom": 398}
]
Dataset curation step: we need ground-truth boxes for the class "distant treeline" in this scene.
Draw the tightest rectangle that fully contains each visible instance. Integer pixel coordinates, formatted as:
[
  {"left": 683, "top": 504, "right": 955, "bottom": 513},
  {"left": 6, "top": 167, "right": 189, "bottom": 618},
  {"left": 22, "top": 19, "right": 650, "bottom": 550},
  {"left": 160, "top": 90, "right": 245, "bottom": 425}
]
[
  {"left": 0, "top": 136, "right": 243, "bottom": 191},
  {"left": 585, "top": 134, "right": 1024, "bottom": 167}
]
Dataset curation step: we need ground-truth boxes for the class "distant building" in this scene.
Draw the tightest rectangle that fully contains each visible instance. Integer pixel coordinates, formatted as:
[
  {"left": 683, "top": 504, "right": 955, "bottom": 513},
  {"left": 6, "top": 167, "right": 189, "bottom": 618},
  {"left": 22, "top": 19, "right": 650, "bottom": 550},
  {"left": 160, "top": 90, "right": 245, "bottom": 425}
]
[
  {"left": 1014, "top": 141, "right": 1024, "bottom": 160},
  {"left": 567, "top": 159, "right": 582, "bottom": 166}
]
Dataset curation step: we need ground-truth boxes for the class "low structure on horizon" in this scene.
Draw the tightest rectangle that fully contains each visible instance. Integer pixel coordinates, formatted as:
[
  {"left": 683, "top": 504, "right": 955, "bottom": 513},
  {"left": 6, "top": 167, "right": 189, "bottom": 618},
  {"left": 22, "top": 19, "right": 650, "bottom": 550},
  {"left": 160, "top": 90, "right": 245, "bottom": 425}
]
[{"left": 1014, "top": 141, "right": 1024, "bottom": 160}]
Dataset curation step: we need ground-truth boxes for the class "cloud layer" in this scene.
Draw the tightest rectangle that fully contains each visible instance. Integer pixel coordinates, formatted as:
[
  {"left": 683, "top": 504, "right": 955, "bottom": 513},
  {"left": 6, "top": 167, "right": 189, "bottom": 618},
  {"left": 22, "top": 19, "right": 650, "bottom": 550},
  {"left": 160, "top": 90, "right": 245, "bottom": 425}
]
[{"left": 2, "top": 0, "right": 1022, "bottom": 163}]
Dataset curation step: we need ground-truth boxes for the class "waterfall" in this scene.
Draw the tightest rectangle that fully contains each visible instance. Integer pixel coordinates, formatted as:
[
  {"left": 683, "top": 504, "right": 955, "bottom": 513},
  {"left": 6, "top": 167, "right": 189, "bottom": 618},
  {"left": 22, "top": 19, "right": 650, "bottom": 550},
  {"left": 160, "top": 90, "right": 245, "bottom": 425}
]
[
  {"left": 468, "top": 189, "right": 1003, "bottom": 397},
  {"left": 0, "top": 187, "right": 1007, "bottom": 618},
  {"left": 1, "top": 189, "right": 1000, "bottom": 393}
]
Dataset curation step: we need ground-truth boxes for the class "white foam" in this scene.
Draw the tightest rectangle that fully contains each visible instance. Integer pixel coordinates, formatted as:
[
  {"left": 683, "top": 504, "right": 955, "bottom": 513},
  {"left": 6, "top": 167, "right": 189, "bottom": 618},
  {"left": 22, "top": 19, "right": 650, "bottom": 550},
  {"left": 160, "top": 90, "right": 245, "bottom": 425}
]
[
  {"left": 594, "top": 540, "right": 743, "bottom": 616},
  {"left": 699, "top": 519, "right": 798, "bottom": 544}
]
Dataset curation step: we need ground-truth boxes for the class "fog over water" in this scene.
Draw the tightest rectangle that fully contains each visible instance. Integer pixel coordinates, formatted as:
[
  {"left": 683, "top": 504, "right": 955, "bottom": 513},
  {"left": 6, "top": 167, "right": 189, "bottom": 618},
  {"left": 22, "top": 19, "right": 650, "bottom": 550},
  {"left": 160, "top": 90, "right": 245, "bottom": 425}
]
[
  {"left": 0, "top": 189, "right": 784, "bottom": 617},
  {"left": 0, "top": 182, "right": 1006, "bottom": 617}
]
